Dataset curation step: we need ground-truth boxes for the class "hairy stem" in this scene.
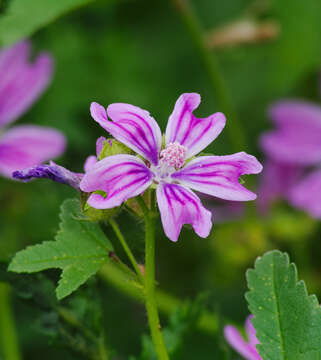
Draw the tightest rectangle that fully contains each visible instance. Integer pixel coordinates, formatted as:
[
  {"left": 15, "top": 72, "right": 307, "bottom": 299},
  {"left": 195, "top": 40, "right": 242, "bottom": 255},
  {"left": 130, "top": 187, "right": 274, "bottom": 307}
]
[
  {"left": 137, "top": 196, "right": 169, "bottom": 360},
  {"left": 0, "top": 283, "right": 21, "bottom": 360},
  {"left": 171, "top": 0, "right": 246, "bottom": 151},
  {"left": 109, "top": 218, "right": 144, "bottom": 284}
]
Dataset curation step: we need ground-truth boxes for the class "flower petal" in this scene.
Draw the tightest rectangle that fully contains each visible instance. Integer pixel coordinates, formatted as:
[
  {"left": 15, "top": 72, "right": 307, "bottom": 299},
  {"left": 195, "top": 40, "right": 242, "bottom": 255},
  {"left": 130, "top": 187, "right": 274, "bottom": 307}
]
[
  {"left": 12, "top": 161, "right": 82, "bottom": 189},
  {"left": 84, "top": 155, "right": 97, "bottom": 172},
  {"left": 0, "top": 41, "right": 53, "bottom": 127},
  {"left": 156, "top": 183, "right": 212, "bottom": 242},
  {"left": 80, "top": 154, "right": 153, "bottom": 209},
  {"left": 96, "top": 136, "right": 107, "bottom": 157},
  {"left": 260, "top": 100, "right": 321, "bottom": 165},
  {"left": 90, "top": 102, "right": 162, "bottom": 165},
  {"left": 257, "top": 160, "right": 302, "bottom": 214},
  {"left": 172, "top": 152, "right": 262, "bottom": 201},
  {"left": 0, "top": 125, "right": 66, "bottom": 178},
  {"left": 224, "top": 325, "right": 261, "bottom": 360},
  {"left": 288, "top": 170, "right": 321, "bottom": 218},
  {"left": 165, "top": 93, "right": 226, "bottom": 157},
  {"left": 245, "top": 316, "right": 259, "bottom": 347}
]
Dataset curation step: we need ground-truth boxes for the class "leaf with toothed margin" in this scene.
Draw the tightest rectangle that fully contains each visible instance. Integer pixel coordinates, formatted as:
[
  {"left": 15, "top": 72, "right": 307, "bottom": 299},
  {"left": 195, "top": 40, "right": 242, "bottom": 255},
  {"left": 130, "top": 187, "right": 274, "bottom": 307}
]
[
  {"left": 8, "top": 199, "right": 113, "bottom": 300},
  {"left": 246, "top": 250, "right": 321, "bottom": 360}
]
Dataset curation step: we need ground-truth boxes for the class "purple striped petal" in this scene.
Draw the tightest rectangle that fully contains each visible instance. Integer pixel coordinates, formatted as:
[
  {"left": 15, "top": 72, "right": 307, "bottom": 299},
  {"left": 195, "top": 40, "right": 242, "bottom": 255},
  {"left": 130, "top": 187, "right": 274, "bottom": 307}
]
[
  {"left": 96, "top": 136, "right": 107, "bottom": 157},
  {"left": 84, "top": 155, "right": 97, "bottom": 172},
  {"left": 12, "top": 161, "right": 82, "bottom": 189},
  {"left": 80, "top": 154, "right": 153, "bottom": 209},
  {"left": 224, "top": 325, "right": 261, "bottom": 360},
  {"left": 172, "top": 152, "right": 262, "bottom": 201},
  {"left": 288, "top": 170, "right": 321, "bottom": 218},
  {"left": 0, "top": 125, "right": 66, "bottom": 178},
  {"left": 0, "top": 41, "right": 53, "bottom": 127},
  {"left": 257, "top": 160, "right": 302, "bottom": 213},
  {"left": 90, "top": 102, "right": 162, "bottom": 165},
  {"left": 260, "top": 100, "right": 321, "bottom": 165},
  {"left": 156, "top": 183, "right": 212, "bottom": 242},
  {"left": 165, "top": 93, "right": 226, "bottom": 157}
]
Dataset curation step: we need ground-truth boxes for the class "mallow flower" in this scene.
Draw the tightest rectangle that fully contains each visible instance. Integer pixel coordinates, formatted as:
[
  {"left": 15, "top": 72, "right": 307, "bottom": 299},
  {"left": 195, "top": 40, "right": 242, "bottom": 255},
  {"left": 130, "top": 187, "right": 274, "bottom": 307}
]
[
  {"left": 224, "top": 315, "right": 261, "bottom": 360},
  {"left": 259, "top": 99, "right": 321, "bottom": 217},
  {"left": 0, "top": 40, "right": 65, "bottom": 178},
  {"left": 80, "top": 93, "right": 262, "bottom": 241}
]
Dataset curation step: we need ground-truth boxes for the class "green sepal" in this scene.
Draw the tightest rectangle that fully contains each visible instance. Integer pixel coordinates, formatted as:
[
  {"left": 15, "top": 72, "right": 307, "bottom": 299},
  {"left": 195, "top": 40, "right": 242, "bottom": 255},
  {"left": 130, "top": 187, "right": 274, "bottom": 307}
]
[
  {"left": 98, "top": 138, "right": 133, "bottom": 160},
  {"left": 80, "top": 190, "right": 120, "bottom": 222}
]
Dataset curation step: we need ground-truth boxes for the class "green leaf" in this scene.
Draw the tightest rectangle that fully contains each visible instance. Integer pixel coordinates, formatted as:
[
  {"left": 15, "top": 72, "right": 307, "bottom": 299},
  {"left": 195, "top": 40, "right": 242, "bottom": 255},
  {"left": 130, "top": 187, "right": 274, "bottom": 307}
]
[
  {"left": 9, "top": 199, "right": 113, "bottom": 300},
  {"left": 246, "top": 250, "right": 321, "bottom": 360},
  {"left": 0, "top": 0, "right": 95, "bottom": 46}
]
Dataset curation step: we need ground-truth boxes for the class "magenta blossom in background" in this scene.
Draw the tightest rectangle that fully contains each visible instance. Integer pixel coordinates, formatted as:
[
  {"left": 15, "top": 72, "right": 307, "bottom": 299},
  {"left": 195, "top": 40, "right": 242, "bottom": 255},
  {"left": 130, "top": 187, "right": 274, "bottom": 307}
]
[
  {"left": 259, "top": 100, "right": 321, "bottom": 217},
  {"left": 80, "top": 93, "right": 262, "bottom": 241},
  {"left": 13, "top": 136, "right": 105, "bottom": 189},
  {"left": 224, "top": 316, "right": 261, "bottom": 360},
  {"left": 0, "top": 40, "right": 65, "bottom": 178}
]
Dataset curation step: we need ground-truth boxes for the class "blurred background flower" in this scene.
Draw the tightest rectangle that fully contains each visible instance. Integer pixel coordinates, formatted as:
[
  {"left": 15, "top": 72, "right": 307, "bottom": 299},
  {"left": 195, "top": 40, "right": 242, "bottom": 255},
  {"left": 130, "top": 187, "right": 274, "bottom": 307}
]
[
  {"left": 259, "top": 98, "right": 321, "bottom": 218},
  {"left": 0, "top": 40, "right": 65, "bottom": 178}
]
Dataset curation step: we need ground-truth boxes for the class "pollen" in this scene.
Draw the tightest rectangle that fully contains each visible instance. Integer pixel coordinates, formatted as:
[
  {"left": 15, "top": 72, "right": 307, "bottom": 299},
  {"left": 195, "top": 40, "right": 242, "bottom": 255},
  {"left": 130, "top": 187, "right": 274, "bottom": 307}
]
[{"left": 160, "top": 142, "right": 187, "bottom": 169}]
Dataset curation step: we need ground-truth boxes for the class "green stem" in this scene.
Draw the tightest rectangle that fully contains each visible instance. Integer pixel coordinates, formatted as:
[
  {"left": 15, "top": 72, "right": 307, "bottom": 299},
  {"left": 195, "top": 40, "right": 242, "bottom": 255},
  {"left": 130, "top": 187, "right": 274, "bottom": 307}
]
[
  {"left": 171, "top": 0, "right": 246, "bottom": 151},
  {"left": 0, "top": 283, "right": 21, "bottom": 360},
  {"left": 137, "top": 196, "right": 169, "bottom": 360},
  {"left": 109, "top": 218, "right": 144, "bottom": 284},
  {"left": 150, "top": 189, "right": 157, "bottom": 212}
]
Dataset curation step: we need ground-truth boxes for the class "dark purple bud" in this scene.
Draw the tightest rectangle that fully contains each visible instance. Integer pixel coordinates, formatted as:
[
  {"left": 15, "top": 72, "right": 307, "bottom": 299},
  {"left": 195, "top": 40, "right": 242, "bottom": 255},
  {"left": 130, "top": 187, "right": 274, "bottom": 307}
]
[{"left": 12, "top": 161, "right": 83, "bottom": 190}]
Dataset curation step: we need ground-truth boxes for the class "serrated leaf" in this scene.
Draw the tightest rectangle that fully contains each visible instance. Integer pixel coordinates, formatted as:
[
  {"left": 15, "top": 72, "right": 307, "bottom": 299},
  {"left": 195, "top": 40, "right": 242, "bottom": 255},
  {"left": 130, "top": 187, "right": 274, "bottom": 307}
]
[
  {"left": 9, "top": 199, "right": 113, "bottom": 299},
  {"left": 246, "top": 250, "right": 321, "bottom": 360},
  {"left": 0, "top": 0, "right": 95, "bottom": 46}
]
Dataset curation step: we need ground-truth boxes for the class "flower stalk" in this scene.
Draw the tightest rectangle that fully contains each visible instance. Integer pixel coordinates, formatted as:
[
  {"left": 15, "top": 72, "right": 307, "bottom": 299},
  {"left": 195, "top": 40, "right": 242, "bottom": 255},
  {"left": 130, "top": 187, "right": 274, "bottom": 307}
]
[{"left": 137, "top": 196, "right": 169, "bottom": 360}]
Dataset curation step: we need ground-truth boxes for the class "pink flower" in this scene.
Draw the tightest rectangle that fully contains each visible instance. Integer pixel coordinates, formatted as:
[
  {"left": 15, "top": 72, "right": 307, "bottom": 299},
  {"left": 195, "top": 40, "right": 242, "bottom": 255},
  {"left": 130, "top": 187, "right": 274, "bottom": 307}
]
[
  {"left": 224, "top": 316, "right": 261, "bottom": 360},
  {"left": 80, "top": 93, "right": 262, "bottom": 241},
  {"left": 0, "top": 40, "right": 65, "bottom": 178},
  {"left": 13, "top": 137, "right": 105, "bottom": 189},
  {"left": 259, "top": 100, "right": 321, "bottom": 217}
]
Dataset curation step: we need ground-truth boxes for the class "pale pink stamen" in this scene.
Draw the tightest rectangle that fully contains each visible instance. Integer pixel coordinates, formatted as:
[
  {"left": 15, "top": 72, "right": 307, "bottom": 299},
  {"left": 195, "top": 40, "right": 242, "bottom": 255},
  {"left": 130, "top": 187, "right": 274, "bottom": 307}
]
[{"left": 160, "top": 142, "right": 187, "bottom": 169}]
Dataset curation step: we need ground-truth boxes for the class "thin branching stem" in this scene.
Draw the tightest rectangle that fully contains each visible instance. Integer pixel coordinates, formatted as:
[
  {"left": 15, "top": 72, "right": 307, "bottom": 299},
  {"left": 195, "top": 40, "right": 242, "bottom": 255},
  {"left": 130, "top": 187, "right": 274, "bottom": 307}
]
[{"left": 109, "top": 218, "right": 144, "bottom": 284}]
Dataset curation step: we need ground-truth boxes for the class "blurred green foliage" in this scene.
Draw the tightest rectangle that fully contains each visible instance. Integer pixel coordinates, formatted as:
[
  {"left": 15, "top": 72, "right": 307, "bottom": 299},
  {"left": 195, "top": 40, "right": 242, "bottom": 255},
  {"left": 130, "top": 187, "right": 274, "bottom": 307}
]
[{"left": 1, "top": 0, "right": 321, "bottom": 358}]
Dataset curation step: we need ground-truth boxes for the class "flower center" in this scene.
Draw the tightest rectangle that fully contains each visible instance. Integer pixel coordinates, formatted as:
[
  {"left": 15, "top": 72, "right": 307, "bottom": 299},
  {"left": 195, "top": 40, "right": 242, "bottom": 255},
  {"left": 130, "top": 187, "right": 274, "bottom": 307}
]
[
  {"left": 150, "top": 142, "right": 187, "bottom": 183},
  {"left": 160, "top": 142, "right": 187, "bottom": 169}
]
